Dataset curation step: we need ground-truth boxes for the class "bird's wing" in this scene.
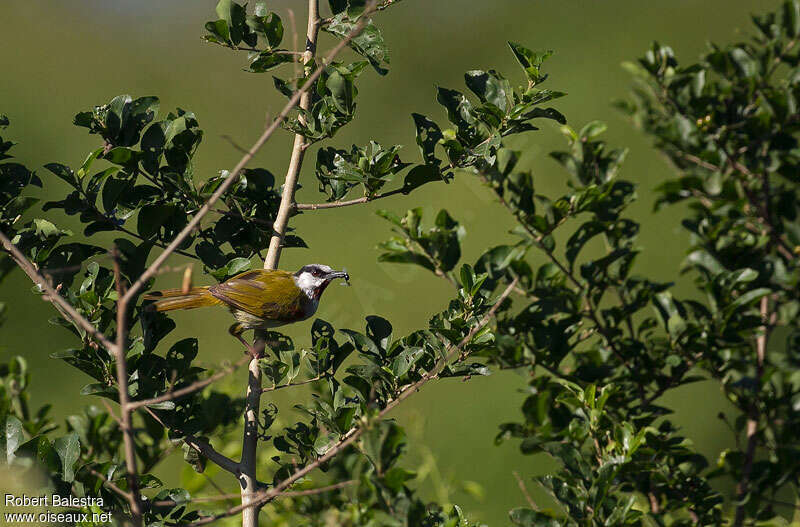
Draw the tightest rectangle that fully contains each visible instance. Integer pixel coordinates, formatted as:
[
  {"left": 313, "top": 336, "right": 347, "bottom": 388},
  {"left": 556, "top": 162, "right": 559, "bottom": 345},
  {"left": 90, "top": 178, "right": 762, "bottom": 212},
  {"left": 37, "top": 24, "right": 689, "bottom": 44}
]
[{"left": 209, "top": 270, "right": 304, "bottom": 321}]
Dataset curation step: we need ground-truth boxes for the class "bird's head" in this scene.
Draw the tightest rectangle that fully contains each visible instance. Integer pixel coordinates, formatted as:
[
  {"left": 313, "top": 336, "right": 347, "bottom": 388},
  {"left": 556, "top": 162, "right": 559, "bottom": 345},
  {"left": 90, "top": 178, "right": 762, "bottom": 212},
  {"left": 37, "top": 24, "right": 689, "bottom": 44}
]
[{"left": 293, "top": 264, "right": 349, "bottom": 299}]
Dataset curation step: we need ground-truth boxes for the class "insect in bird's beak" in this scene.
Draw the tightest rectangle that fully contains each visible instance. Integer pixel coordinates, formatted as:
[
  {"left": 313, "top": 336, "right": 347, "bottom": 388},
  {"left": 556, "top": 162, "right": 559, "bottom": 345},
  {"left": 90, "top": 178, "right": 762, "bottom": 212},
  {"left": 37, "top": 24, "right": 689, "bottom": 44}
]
[{"left": 332, "top": 268, "right": 350, "bottom": 286}]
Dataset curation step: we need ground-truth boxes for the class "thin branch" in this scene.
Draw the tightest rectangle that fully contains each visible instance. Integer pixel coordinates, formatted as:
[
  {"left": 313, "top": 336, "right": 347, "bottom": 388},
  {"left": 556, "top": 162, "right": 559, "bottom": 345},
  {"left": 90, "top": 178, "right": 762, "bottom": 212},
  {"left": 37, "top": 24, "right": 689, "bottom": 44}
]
[
  {"left": 100, "top": 399, "right": 124, "bottom": 427},
  {"left": 733, "top": 295, "right": 769, "bottom": 527},
  {"left": 221, "top": 135, "right": 251, "bottom": 154},
  {"left": 184, "top": 437, "right": 240, "bottom": 476},
  {"left": 87, "top": 466, "right": 133, "bottom": 502},
  {"left": 512, "top": 471, "right": 538, "bottom": 510},
  {"left": 151, "top": 480, "right": 355, "bottom": 508},
  {"left": 232, "top": 47, "right": 303, "bottom": 55},
  {"left": 127, "top": 355, "right": 250, "bottom": 411},
  {"left": 261, "top": 373, "right": 328, "bottom": 394},
  {"left": 141, "top": 406, "right": 240, "bottom": 475},
  {"left": 294, "top": 188, "right": 405, "bottom": 210},
  {"left": 111, "top": 249, "right": 143, "bottom": 524},
  {"left": 213, "top": 208, "right": 274, "bottom": 228},
  {"left": 280, "top": 479, "right": 356, "bottom": 497},
  {"left": 287, "top": 7, "right": 300, "bottom": 78},
  {"left": 120, "top": 10, "right": 372, "bottom": 306},
  {"left": 0, "top": 229, "right": 116, "bottom": 352},
  {"left": 186, "top": 278, "right": 518, "bottom": 526}
]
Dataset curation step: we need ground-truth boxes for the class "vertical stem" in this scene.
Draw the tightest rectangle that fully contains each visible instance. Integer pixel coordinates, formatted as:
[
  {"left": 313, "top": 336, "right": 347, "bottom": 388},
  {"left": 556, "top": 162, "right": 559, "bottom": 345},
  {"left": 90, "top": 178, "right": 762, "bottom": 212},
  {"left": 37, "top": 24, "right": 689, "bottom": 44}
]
[
  {"left": 264, "top": 0, "right": 320, "bottom": 270},
  {"left": 112, "top": 251, "right": 143, "bottom": 524},
  {"left": 733, "top": 295, "right": 768, "bottom": 527},
  {"left": 241, "top": 3, "right": 319, "bottom": 527},
  {"left": 240, "top": 358, "right": 262, "bottom": 527}
]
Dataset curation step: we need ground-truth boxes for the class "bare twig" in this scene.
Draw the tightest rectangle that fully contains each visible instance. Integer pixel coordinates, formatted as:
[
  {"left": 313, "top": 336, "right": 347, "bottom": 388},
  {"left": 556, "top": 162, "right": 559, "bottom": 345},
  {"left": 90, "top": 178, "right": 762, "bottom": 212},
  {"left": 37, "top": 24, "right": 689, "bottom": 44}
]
[
  {"left": 287, "top": 7, "right": 300, "bottom": 78},
  {"left": 187, "top": 278, "right": 518, "bottom": 525},
  {"left": 141, "top": 406, "right": 240, "bottom": 475},
  {"left": 221, "top": 135, "right": 251, "bottom": 154},
  {"left": 100, "top": 399, "right": 123, "bottom": 428},
  {"left": 0, "top": 229, "right": 116, "bottom": 352},
  {"left": 127, "top": 355, "right": 250, "bottom": 411},
  {"left": 512, "top": 471, "right": 538, "bottom": 510},
  {"left": 261, "top": 373, "right": 327, "bottom": 394},
  {"left": 111, "top": 249, "right": 143, "bottom": 524},
  {"left": 294, "top": 188, "right": 405, "bottom": 210},
  {"left": 151, "top": 480, "right": 355, "bottom": 508},
  {"left": 231, "top": 47, "right": 302, "bottom": 55},
  {"left": 280, "top": 479, "right": 356, "bottom": 497},
  {"left": 120, "top": 8, "right": 372, "bottom": 306},
  {"left": 87, "top": 466, "right": 133, "bottom": 502}
]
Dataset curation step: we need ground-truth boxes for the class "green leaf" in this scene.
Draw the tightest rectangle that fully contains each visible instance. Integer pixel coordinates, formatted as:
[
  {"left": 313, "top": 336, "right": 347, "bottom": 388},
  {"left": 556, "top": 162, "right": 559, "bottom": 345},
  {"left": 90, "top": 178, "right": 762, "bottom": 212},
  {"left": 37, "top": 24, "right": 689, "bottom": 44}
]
[
  {"left": 411, "top": 113, "right": 443, "bottom": 166},
  {"left": 44, "top": 163, "right": 77, "bottom": 187},
  {"left": 391, "top": 347, "right": 424, "bottom": 377},
  {"left": 464, "top": 70, "right": 511, "bottom": 112},
  {"left": 4, "top": 416, "right": 24, "bottom": 462},
  {"left": 509, "top": 507, "right": 562, "bottom": 526},
  {"left": 324, "top": 14, "right": 389, "bottom": 75},
  {"left": 249, "top": 51, "right": 294, "bottom": 73},
  {"left": 54, "top": 432, "right": 80, "bottom": 482},
  {"left": 730, "top": 47, "right": 757, "bottom": 78},
  {"left": 215, "top": 0, "right": 248, "bottom": 45},
  {"left": 725, "top": 288, "right": 772, "bottom": 319},
  {"left": 508, "top": 42, "right": 553, "bottom": 84},
  {"left": 402, "top": 164, "right": 446, "bottom": 194},
  {"left": 578, "top": 120, "right": 607, "bottom": 140},
  {"left": 246, "top": 12, "right": 283, "bottom": 48}
]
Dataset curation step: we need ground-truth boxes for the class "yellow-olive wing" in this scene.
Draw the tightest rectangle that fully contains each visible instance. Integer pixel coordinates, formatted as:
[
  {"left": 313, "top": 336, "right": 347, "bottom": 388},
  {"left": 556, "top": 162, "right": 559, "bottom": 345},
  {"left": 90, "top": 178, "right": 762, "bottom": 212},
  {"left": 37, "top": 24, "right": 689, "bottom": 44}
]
[{"left": 209, "top": 270, "right": 304, "bottom": 321}]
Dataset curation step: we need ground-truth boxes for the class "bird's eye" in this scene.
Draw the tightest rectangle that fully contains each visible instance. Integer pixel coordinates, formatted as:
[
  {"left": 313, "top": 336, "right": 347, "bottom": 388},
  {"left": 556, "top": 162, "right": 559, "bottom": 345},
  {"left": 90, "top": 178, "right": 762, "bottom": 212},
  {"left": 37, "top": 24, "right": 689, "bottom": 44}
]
[{"left": 311, "top": 269, "right": 321, "bottom": 277}]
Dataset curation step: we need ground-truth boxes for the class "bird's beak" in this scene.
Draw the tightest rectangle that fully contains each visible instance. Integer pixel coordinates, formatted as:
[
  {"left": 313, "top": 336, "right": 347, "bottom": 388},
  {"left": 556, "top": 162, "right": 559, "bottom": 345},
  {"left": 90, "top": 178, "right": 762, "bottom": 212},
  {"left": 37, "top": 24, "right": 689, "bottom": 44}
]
[{"left": 327, "top": 270, "right": 350, "bottom": 282}]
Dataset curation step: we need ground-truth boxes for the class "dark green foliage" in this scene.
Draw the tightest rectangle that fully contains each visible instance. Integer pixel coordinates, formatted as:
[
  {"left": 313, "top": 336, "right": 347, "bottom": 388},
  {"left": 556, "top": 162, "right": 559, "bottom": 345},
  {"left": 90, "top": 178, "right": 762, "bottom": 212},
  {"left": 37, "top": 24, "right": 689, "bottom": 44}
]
[
  {"left": 616, "top": 1, "right": 800, "bottom": 522},
  {"left": 281, "top": 61, "right": 370, "bottom": 141},
  {"left": 316, "top": 141, "right": 409, "bottom": 200},
  {"left": 377, "top": 208, "right": 465, "bottom": 276},
  {"left": 3, "top": 1, "right": 799, "bottom": 525},
  {"left": 0, "top": 116, "right": 41, "bottom": 235},
  {"left": 323, "top": 5, "right": 390, "bottom": 75}
]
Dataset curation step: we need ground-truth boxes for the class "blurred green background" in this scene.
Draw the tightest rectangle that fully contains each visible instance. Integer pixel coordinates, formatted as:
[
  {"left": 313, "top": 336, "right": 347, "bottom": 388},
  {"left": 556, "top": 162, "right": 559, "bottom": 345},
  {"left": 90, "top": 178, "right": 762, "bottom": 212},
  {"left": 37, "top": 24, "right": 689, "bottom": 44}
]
[{"left": 0, "top": 0, "right": 775, "bottom": 523}]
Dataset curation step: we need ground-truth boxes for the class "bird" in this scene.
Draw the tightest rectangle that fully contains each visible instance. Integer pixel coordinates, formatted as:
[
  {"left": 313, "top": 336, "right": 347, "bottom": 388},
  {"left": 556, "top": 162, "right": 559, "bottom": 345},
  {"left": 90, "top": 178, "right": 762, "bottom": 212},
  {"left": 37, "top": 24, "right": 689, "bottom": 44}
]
[{"left": 143, "top": 264, "right": 349, "bottom": 355}]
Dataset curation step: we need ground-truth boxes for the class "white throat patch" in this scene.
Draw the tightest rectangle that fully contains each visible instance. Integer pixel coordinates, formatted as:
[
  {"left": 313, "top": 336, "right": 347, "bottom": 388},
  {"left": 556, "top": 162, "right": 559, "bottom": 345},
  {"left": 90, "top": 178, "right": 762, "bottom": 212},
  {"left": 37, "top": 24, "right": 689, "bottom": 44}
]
[{"left": 294, "top": 272, "right": 326, "bottom": 300}]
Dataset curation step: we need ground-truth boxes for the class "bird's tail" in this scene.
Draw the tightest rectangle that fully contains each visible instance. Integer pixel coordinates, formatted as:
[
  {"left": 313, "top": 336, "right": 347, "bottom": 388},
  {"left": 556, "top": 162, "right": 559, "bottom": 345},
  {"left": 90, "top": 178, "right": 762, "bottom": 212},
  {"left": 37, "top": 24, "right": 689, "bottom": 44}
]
[{"left": 143, "top": 287, "right": 222, "bottom": 312}]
